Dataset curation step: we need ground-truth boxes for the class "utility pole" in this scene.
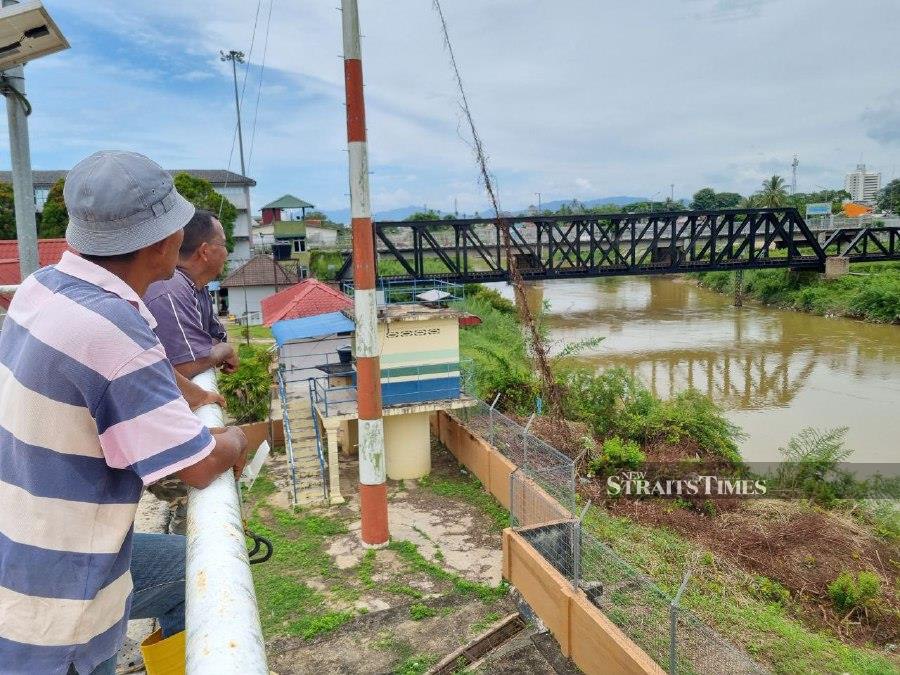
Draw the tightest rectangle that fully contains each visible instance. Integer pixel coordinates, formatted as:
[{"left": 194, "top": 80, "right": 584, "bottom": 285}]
[
  {"left": 1, "top": 0, "right": 37, "bottom": 278},
  {"left": 791, "top": 155, "right": 799, "bottom": 196},
  {"left": 670, "top": 183, "right": 675, "bottom": 202},
  {"left": 341, "top": 0, "right": 389, "bottom": 547},
  {"left": 535, "top": 192, "right": 541, "bottom": 213},
  {"left": 221, "top": 49, "right": 253, "bottom": 258}
]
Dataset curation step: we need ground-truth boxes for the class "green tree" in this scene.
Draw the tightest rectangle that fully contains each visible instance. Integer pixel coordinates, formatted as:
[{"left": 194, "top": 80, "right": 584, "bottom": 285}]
[
  {"left": 0, "top": 182, "right": 15, "bottom": 239},
  {"left": 38, "top": 178, "right": 67, "bottom": 238},
  {"left": 691, "top": 187, "right": 718, "bottom": 210},
  {"left": 876, "top": 178, "right": 900, "bottom": 213},
  {"left": 173, "top": 173, "right": 237, "bottom": 251},
  {"left": 404, "top": 209, "right": 443, "bottom": 221},
  {"left": 715, "top": 192, "right": 743, "bottom": 208},
  {"left": 756, "top": 175, "right": 789, "bottom": 208}
]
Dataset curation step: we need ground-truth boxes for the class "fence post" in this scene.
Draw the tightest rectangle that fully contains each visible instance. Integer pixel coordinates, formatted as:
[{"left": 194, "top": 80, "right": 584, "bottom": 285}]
[
  {"left": 523, "top": 414, "right": 535, "bottom": 472},
  {"left": 669, "top": 568, "right": 692, "bottom": 675},
  {"left": 489, "top": 392, "right": 501, "bottom": 446},
  {"left": 572, "top": 500, "right": 591, "bottom": 589}
]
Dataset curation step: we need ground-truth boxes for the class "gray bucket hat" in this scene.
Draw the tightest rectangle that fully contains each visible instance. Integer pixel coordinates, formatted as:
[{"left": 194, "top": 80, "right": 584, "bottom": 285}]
[{"left": 64, "top": 151, "right": 195, "bottom": 256}]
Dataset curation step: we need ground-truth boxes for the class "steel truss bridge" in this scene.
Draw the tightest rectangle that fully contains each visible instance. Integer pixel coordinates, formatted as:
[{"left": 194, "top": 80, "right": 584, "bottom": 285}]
[{"left": 336, "top": 208, "right": 900, "bottom": 282}]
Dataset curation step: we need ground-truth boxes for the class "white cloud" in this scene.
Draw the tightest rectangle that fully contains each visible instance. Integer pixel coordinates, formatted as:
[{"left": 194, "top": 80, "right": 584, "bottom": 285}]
[{"left": 23, "top": 0, "right": 900, "bottom": 212}]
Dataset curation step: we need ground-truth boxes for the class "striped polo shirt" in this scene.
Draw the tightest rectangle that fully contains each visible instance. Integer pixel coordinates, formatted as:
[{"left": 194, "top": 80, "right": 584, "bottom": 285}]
[{"left": 0, "top": 252, "right": 215, "bottom": 675}]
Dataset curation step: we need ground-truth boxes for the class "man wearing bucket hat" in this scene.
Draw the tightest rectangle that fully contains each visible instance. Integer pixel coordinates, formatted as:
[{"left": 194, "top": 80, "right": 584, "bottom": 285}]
[{"left": 0, "top": 151, "right": 249, "bottom": 675}]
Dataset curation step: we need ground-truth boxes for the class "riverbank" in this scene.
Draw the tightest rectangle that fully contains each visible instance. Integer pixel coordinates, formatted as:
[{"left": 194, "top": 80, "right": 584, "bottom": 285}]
[
  {"left": 458, "top": 288, "right": 900, "bottom": 672},
  {"left": 696, "top": 262, "right": 900, "bottom": 324}
]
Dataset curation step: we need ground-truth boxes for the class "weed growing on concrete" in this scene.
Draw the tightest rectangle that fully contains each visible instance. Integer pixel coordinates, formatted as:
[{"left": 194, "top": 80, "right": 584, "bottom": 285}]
[
  {"left": 388, "top": 540, "right": 508, "bottom": 602},
  {"left": 418, "top": 473, "right": 508, "bottom": 531},
  {"left": 409, "top": 603, "right": 437, "bottom": 621}
]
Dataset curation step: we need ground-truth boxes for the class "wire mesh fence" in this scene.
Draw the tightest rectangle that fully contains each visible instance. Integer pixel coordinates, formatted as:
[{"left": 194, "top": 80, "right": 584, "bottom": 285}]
[{"left": 447, "top": 402, "right": 766, "bottom": 674}]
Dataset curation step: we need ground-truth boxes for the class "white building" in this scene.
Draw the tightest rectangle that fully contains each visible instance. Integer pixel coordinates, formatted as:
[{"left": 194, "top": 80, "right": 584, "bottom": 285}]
[
  {"left": 221, "top": 253, "right": 296, "bottom": 325},
  {"left": 2, "top": 169, "right": 256, "bottom": 260},
  {"left": 844, "top": 164, "right": 881, "bottom": 204}
]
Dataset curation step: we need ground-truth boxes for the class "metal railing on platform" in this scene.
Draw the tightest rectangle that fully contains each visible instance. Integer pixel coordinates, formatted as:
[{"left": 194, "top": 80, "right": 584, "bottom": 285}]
[
  {"left": 185, "top": 369, "right": 267, "bottom": 674},
  {"left": 341, "top": 277, "right": 463, "bottom": 304}
]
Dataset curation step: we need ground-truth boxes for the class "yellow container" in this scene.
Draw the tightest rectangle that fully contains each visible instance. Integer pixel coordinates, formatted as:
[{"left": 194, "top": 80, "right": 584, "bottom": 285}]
[{"left": 140, "top": 628, "right": 185, "bottom": 675}]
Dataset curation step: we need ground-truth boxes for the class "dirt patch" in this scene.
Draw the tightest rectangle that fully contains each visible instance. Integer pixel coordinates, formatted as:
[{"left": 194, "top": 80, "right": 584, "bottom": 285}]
[
  {"left": 597, "top": 494, "right": 900, "bottom": 647},
  {"left": 267, "top": 594, "right": 516, "bottom": 675}
]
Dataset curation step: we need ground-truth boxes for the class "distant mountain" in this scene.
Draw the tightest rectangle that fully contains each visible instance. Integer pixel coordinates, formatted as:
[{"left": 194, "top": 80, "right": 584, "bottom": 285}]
[
  {"left": 324, "top": 195, "right": 649, "bottom": 224},
  {"left": 325, "top": 205, "right": 450, "bottom": 225}
]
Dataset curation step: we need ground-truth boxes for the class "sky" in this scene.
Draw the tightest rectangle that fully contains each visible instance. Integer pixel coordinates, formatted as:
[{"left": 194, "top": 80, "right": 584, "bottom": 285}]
[{"left": 12, "top": 0, "right": 900, "bottom": 216}]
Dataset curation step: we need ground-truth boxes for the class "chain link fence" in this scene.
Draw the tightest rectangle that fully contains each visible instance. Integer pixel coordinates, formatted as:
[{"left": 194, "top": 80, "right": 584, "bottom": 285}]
[{"left": 447, "top": 402, "right": 766, "bottom": 674}]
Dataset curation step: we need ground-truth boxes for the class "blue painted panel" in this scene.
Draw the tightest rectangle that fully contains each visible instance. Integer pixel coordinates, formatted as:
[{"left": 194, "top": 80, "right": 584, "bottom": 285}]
[{"left": 382, "top": 376, "right": 461, "bottom": 406}]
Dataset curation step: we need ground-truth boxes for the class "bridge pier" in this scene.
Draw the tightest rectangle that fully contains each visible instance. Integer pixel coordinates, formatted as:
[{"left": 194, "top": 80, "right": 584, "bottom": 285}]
[{"left": 824, "top": 256, "right": 849, "bottom": 279}]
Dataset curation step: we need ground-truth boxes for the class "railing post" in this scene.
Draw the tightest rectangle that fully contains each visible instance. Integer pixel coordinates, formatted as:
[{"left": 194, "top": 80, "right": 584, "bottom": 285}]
[{"left": 185, "top": 369, "right": 267, "bottom": 674}]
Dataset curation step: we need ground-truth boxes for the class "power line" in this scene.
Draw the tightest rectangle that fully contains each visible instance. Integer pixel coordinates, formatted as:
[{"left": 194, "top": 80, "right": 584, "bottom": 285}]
[{"left": 248, "top": 0, "right": 275, "bottom": 171}]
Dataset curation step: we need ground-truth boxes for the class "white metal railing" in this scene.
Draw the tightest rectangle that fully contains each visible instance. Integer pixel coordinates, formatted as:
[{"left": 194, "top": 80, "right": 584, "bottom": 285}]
[
  {"left": 185, "top": 369, "right": 267, "bottom": 674},
  {"left": 0, "top": 284, "right": 267, "bottom": 670}
]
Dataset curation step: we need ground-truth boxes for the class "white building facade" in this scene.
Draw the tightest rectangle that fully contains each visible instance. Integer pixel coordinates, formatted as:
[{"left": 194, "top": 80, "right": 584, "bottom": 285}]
[
  {"left": 844, "top": 164, "right": 881, "bottom": 204},
  {"left": 4, "top": 169, "right": 256, "bottom": 260}
]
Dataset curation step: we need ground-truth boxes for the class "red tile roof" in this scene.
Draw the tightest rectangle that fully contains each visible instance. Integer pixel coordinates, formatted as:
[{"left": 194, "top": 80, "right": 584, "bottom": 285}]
[
  {"left": 261, "top": 279, "right": 352, "bottom": 327},
  {"left": 0, "top": 239, "right": 69, "bottom": 308}
]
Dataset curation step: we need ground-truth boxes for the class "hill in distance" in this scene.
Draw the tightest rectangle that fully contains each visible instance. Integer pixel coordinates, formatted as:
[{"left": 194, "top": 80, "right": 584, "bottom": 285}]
[{"left": 324, "top": 195, "right": 649, "bottom": 224}]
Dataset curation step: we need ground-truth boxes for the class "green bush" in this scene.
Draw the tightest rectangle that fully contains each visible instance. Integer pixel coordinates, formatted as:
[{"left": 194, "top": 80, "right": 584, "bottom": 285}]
[
  {"left": 827, "top": 571, "right": 880, "bottom": 615},
  {"left": 847, "top": 279, "right": 900, "bottom": 323},
  {"left": 458, "top": 296, "right": 537, "bottom": 413},
  {"left": 750, "top": 576, "right": 791, "bottom": 607},
  {"left": 563, "top": 367, "right": 742, "bottom": 462},
  {"left": 308, "top": 250, "right": 345, "bottom": 280},
  {"left": 463, "top": 283, "right": 516, "bottom": 314},
  {"left": 588, "top": 436, "right": 645, "bottom": 475},
  {"left": 218, "top": 343, "right": 273, "bottom": 424}
]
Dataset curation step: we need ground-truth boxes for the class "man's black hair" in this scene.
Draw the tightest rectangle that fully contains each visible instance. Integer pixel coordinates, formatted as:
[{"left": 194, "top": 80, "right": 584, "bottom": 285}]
[
  {"left": 180, "top": 209, "right": 220, "bottom": 257},
  {"left": 80, "top": 251, "right": 137, "bottom": 264}
]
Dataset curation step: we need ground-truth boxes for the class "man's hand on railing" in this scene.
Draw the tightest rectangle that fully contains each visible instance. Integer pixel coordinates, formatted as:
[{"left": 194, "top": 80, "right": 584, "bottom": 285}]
[{"left": 178, "top": 426, "right": 249, "bottom": 488}]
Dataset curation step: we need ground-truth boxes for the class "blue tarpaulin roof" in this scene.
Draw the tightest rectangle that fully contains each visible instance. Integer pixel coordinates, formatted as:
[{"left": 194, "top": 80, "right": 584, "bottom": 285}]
[{"left": 272, "top": 311, "right": 355, "bottom": 346}]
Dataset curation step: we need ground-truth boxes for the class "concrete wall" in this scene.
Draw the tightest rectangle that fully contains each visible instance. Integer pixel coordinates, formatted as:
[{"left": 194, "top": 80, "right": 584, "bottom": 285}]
[
  {"left": 504, "top": 531, "right": 664, "bottom": 675},
  {"left": 433, "top": 410, "right": 662, "bottom": 675}
]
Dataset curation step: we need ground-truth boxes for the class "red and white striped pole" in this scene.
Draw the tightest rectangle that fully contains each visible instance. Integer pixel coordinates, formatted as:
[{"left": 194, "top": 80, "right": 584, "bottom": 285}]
[{"left": 341, "top": 0, "right": 389, "bottom": 547}]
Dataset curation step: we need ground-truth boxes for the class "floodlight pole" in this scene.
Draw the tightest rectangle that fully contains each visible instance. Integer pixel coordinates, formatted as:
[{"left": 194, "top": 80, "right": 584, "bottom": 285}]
[
  {"left": 221, "top": 49, "right": 253, "bottom": 257},
  {"left": 2, "top": 0, "right": 38, "bottom": 278},
  {"left": 341, "top": 0, "right": 389, "bottom": 547}
]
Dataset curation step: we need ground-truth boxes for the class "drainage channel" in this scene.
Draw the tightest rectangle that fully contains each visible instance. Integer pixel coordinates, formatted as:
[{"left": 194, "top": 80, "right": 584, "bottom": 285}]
[{"left": 427, "top": 613, "right": 526, "bottom": 675}]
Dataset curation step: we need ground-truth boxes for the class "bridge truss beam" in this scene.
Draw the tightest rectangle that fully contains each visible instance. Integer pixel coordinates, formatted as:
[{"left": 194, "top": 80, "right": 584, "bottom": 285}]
[{"left": 337, "top": 209, "right": 899, "bottom": 283}]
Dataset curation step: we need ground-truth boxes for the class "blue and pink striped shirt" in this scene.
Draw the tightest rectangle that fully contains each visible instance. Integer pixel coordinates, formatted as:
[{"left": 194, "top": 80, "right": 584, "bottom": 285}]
[{"left": 0, "top": 252, "right": 214, "bottom": 674}]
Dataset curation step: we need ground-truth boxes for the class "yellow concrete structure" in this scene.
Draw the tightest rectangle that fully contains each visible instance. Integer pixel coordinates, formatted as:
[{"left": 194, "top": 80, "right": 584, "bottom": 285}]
[{"left": 384, "top": 412, "right": 431, "bottom": 480}]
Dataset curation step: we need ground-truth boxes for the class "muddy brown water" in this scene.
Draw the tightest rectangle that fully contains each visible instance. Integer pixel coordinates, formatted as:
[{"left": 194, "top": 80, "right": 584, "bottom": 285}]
[{"left": 488, "top": 277, "right": 900, "bottom": 463}]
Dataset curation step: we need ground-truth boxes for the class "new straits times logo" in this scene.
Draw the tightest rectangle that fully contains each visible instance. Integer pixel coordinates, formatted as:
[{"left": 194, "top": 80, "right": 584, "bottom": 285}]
[{"left": 607, "top": 471, "right": 768, "bottom": 497}]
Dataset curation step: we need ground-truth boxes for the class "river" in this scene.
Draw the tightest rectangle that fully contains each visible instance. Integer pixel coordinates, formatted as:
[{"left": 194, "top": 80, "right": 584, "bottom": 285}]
[{"left": 490, "top": 277, "right": 900, "bottom": 463}]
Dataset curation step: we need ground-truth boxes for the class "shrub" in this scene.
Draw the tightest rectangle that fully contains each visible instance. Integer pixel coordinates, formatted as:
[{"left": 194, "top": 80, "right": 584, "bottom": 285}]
[
  {"left": 218, "top": 343, "right": 273, "bottom": 424},
  {"left": 308, "top": 250, "right": 345, "bottom": 280},
  {"left": 773, "top": 427, "right": 856, "bottom": 504},
  {"left": 463, "top": 284, "right": 516, "bottom": 314},
  {"left": 750, "top": 576, "right": 791, "bottom": 607},
  {"left": 827, "top": 571, "right": 880, "bottom": 615},
  {"left": 847, "top": 279, "right": 900, "bottom": 323},
  {"left": 589, "top": 436, "right": 645, "bottom": 475}
]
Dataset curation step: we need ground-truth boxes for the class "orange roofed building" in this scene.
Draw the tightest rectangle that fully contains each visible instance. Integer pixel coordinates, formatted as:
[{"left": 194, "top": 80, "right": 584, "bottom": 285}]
[
  {"left": 261, "top": 278, "right": 352, "bottom": 327},
  {"left": 0, "top": 239, "right": 69, "bottom": 308}
]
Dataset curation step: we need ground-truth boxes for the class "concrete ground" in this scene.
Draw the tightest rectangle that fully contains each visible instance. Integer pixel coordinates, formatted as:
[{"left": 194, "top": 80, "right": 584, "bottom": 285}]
[{"left": 261, "top": 442, "right": 578, "bottom": 674}]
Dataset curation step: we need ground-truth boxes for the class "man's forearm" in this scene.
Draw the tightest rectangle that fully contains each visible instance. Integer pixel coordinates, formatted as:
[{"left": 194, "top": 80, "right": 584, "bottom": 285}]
[{"left": 174, "top": 355, "right": 219, "bottom": 379}]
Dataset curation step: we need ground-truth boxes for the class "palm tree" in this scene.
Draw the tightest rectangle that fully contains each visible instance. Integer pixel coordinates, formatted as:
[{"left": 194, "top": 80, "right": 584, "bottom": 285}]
[{"left": 756, "top": 175, "right": 789, "bottom": 207}]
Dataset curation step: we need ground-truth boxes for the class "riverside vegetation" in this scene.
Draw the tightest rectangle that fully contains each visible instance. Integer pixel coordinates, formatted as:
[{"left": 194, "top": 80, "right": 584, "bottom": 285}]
[
  {"left": 457, "top": 284, "right": 899, "bottom": 673},
  {"left": 697, "top": 262, "right": 900, "bottom": 324}
]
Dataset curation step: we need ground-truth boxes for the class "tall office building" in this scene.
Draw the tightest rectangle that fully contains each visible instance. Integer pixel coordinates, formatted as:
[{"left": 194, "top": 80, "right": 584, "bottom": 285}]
[{"left": 844, "top": 164, "right": 881, "bottom": 204}]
